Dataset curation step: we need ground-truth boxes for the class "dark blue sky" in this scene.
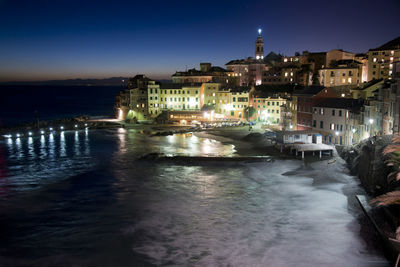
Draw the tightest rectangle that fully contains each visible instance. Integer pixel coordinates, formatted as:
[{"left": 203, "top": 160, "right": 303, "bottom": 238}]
[{"left": 0, "top": 0, "right": 399, "bottom": 81}]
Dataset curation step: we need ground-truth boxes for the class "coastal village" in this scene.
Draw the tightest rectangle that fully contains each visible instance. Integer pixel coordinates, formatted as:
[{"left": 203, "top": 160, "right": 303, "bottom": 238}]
[
  {"left": 115, "top": 31, "right": 400, "bottom": 149},
  {"left": 113, "top": 33, "right": 400, "bottom": 262}
]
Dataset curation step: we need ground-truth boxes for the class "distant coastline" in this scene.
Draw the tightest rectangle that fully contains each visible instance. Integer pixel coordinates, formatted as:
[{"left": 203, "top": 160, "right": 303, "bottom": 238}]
[{"left": 0, "top": 77, "right": 172, "bottom": 87}]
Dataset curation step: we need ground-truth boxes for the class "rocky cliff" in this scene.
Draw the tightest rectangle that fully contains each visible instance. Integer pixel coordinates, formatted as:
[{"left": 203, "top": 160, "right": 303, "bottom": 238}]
[{"left": 340, "top": 135, "right": 394, "bottom": 196}]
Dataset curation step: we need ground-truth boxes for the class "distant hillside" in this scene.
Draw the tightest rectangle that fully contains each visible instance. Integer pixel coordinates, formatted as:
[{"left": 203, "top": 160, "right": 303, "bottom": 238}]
[
  {"left": 0, "top": 77, "right": 131, "bottom": 86},
  {"left": 1, "top": 77, "right": 173, "bottom": 86}
]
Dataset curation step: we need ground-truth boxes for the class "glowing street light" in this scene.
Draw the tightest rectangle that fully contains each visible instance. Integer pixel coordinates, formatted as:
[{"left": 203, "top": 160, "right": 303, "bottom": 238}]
[
  {"left": 352, "top": 128, "right": 356, "bottom": 133},
  {"left": 16, "top": 133, "right": 20, "bottom": 138},
  {"left": 49, "top": 127, "right": 53, "bottom": 131},
  {"left": 258, "top": 28, "right": 262, "bottom": 35},
  {"left": 40, "top": 130, "right": 45, "bottom": 135},
  {"left": 74, "top": 124, "right": 78, "bottom": 128},
  {"left": 60, "top": 126, "right": 64, "bottom": 130},
  {"left": 28, "top": 132, "right": 33, "bottom": 136},
  {"left": 369, "top": 118, "right": 374, "bottom": 124},
  {"left": 335, "top": 131, "right": 339, "bottom": 136}
]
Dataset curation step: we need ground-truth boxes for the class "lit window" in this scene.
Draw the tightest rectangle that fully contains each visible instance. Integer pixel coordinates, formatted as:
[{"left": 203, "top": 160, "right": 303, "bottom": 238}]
[
  {"left": 373, "top": 58, "right": 377, "bottom": 62},
  {"left": 390, "top": 57, "right": 394, "bottom": 61}
]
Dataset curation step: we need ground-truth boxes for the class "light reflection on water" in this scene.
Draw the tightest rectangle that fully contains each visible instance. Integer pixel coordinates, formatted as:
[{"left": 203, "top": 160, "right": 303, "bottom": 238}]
[
  {"left": 60, "top": 132, "right": 66, "bottom": 157},
  {"left": 0, "top": 128, "right": 390, "bottom": 266}
]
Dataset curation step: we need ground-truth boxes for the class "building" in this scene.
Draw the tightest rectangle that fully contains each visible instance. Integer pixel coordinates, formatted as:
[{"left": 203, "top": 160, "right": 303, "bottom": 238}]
[
  {"left": 280, "top": 51, "right": 327, "bottom": 85},
  {"left": 312, "top": 98, "right": 362, "bottom": 145},
  {"left": 325, "top": 49, "right": 355, "bottom": 67},
  {"left": 262, "top": 64, "right": 312, "bottom": 86},
  {"left": 319, "top": 60, "right": 363, "bottom": 87},
  {"left": 226, "top": 29, "right": 282, "bottom": 86},
  {"left": 228, "top": 86, "right": 251, "bottom": 120},
  {"left": 276, "top": 130, "right": 320, "bottom": 144},
  {"left": 250, "top": 95, "right": 286, "bottom": 125},
  {"left": 393, "top": 62, "right": 400, "bottom": 134},
  {"left": 172, "top": 63, "right": 237, "bottom": 85},
  {"left": 380, "top": 81, "right": 396, "bottom": 135},
  {"left": 350, "top": 79, "right": 384, "bottom": 100},
  {"left": 368, "top": 36, "right": 400, "bottom": 81},
  {"left": 118, "top": 78, "right": 253, "bottom": 123},
  {"left": 147, "top": 83, "right": 202, "bottom": 118},
  {"left": 280, "top": 96, "right": 297, "bottom": 130},
  {"left": 117, "top": 75, "right": 153, "bottom": 121},
  {"left": 294, "top": 86, "right": 338, "bottom": 130},
  {"left": 255, "top": 29, "right": 264, "bottom": 60}
]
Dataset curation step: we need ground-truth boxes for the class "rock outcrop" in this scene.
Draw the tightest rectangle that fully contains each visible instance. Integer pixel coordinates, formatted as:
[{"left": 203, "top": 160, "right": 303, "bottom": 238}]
[{"left": 341, "top": 135, "right": 394, "bottom": 196}]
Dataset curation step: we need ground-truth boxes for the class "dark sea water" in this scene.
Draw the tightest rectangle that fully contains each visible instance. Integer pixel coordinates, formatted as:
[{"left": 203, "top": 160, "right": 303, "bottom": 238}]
[
  {"left": 0, "top": 128, "right": 390, "bottom": 266},
  {"left": 0, "top": 85, "right": 124, "bottom": 127}
]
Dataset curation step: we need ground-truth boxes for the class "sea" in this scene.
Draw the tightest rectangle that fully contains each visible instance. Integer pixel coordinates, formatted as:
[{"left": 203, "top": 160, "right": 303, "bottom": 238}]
[
  {"left": 0, "top": 85, "right": 391, "bottom": 266},
  {"left": 0, "top": 85, "right": 124, "bottom": 127}
]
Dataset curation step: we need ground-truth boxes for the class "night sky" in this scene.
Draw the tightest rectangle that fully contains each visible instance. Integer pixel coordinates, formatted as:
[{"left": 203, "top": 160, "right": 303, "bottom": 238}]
[{"left": 0, "top": 0, "right": 399, "bottom": 82}]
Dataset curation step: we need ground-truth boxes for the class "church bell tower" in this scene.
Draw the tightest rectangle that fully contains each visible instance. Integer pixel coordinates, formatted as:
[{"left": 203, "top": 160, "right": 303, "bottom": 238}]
[{"left": 255, "top": 29, "right": 264, "bottom": 60}]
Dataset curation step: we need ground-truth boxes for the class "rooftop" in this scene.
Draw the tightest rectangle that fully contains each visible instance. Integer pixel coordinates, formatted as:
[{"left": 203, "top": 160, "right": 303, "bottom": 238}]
[
  {"left": 293, "top": 86, "right": 325, "bottom": 96},
  {"left": 159, "top": 82, "right": 202, "bottom": 89},
  {"left": 226, "top": 51, "right": 282, "bottom": 66},
  {"left": 314, "top": 98, "right": 362, "bottom": 110},
  {"left": 172, "top": 65, "right": 230, "bottom": 77}
]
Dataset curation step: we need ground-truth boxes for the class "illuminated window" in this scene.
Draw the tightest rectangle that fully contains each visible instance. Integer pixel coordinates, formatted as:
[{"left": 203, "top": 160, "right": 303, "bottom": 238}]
[
  {"left": 284, "top": 58, "right": 288, "bottom": 62},
  {"left": 390, "top": 57, "right": 394, "bottom": 61},
  {"left": 373, "top": 58, "right": 377, "bottom": 62},
  {"left": 285, "top": 72, "right": 288, "bottom": 77}
]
